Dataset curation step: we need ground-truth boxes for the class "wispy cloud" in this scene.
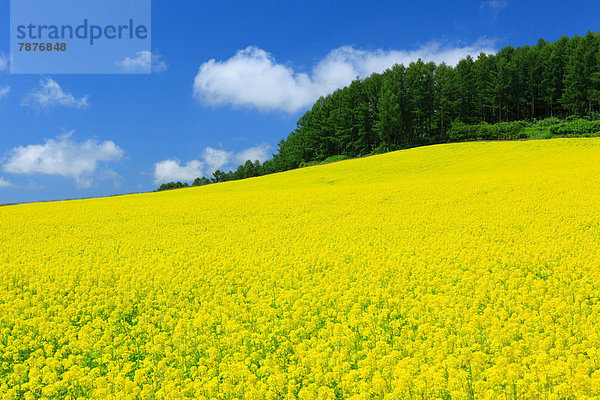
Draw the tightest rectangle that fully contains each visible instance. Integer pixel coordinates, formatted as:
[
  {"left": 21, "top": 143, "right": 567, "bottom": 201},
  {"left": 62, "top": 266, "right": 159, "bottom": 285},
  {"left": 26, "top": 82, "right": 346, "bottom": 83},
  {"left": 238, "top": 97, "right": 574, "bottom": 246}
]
[
  {"left": 481, "top": 0, "right": 508, "bottom": 18},
  {"left": 0, "top": 86, "right": 10, "bottom": 100},
  {"left": 483, "top": 0, "right": 508, "bottom": 10},
  {"left": 22, "top": 78, "right": 89, "bottom": 110},
  {"left": 0, "top": 55, "right": 10, "bottom": 101},
  {"left": 0, "top": 54, "right": 8, "bottom": 72},
  {"left": 193, "top": 40, "right": 497, "bottom": 113},
  {"left": 0, "top": 177, "right": 11, "bottom": 188},
  {"left": 2, "top": 132, "right": 124, "bottom": 188},
  {"left": 153, "top": 143, "right": 272, "bottom": 184},
  {"left": 117, "top": 51, "right": 168, "bottom": 73}
]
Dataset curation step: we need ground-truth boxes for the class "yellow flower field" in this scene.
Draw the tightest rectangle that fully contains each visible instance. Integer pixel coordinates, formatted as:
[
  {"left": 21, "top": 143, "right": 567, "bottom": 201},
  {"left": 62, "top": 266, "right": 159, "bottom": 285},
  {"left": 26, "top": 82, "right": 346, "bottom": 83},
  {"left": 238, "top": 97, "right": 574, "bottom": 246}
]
[{"left": 2, "top": 138, "right": 600, "bottom": 399}]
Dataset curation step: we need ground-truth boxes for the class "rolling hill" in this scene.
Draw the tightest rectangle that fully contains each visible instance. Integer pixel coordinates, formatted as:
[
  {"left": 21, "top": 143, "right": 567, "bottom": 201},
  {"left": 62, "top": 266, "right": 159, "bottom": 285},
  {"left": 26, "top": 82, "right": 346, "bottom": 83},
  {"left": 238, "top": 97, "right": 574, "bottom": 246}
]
[{"left": 1, "top": 138, "right": 600, "bottom": 399}]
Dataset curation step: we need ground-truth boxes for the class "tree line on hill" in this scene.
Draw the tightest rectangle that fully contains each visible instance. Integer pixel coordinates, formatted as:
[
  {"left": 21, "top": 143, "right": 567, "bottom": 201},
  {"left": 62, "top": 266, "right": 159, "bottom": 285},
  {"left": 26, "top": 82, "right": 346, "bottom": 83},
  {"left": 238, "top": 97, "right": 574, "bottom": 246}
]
[{"left": 157, "top": 32, "right": 600, "bottom": 191}]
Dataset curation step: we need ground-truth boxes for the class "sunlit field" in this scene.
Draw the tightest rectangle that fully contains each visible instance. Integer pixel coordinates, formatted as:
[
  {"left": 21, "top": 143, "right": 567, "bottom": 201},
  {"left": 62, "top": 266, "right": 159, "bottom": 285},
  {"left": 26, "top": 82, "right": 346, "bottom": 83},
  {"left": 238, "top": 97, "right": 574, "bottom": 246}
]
[{"left": 2, "top": 138, "right": 600, "bottom": 399}]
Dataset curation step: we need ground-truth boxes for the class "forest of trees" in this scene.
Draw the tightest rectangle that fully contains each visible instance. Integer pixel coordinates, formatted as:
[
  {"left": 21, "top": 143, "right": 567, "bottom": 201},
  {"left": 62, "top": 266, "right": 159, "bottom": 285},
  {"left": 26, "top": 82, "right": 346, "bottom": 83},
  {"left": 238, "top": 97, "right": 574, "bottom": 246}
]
[{"left": 158, "top": 32, "right": 600, "bottom": 191}]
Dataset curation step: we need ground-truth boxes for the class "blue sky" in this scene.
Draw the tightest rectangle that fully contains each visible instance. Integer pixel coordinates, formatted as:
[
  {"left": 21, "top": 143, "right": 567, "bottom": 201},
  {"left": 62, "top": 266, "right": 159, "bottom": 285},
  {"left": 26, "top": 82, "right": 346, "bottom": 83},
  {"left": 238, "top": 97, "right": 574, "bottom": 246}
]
[{"left": 0, "top": 0, "right": 598, "bottom": 203}]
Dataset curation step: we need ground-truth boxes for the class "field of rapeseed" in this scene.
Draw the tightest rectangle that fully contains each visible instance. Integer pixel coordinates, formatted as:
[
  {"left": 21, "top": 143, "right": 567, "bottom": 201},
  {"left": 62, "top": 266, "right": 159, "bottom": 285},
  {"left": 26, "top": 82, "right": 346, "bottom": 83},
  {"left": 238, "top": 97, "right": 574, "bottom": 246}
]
[{"left": 1, "top": 138, "right": 600, "bottom": 399}]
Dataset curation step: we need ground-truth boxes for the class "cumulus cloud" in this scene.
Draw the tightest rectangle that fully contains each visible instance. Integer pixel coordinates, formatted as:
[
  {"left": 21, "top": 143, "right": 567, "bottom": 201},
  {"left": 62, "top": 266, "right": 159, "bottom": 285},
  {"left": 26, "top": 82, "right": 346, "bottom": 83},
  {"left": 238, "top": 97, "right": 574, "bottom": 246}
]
[
  {"left": 0, "top": 54, "right": 7, "bottom": 71},
  {"left": 193, "top": 40, "right": 497, "bottom": 113},
  {"left": 2, "top": 132, "right": 124, "bottom": 188},
  {"left": 153, "top": 160, "right": 204, "bottom": 184},
  {"left": 0, "top": 86, "right": 10, "bottom": 99},
  {"left": 232, "top": 143, "right": 272, "bottom": 165},
  {"left": 117, "top": 51, "right": 168, "bottom": 73},
  {"left": 0, "top": 177, "right": 10, "bottom": 187},
  {"left": 153, "top": 143, "right": 272, "bottom": 184},
  {"left": 22, "top": 78, "right": 89, "bottom": 110},
  {"left": 202, "top": 147, "right": 233, "bottom": 173},
  {"left": 194, "top": 47, "right": 315, "bottom": 113}
]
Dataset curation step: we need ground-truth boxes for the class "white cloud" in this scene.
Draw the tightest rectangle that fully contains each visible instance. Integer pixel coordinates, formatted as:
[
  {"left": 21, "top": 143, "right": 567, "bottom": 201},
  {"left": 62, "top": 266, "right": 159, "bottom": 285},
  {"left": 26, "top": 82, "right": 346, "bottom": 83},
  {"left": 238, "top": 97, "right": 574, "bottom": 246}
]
[
  {"left": 2, "top": 132, "right": 124, "bottom": 188},
  {"left": 202, "top": 147, "right": 232, "bottom": 173},
  {"left": 193, "top": 40, "right": 497, "bottom": 113},
  {"left": 0, "top": 86, "right": 10, "bottom": 99},
  {"left": 194, "top": 47, "right": 315, "bottom": 113},
  {"left": 153, "top": 159, "right": 204, "bottom": 184},
  {"left": 202, "top": 144, "right": 272, "bottom": 173},
  {"left": 0, "top": 54, "right": 7, "bottom": 71},
  {"left": 233, "top": 143, "right": 271, "bottom": 165},
  {"left": 153, "top": 143, "right": 273, "bottom": 184},
  {"left": 22, "top": 78, "right": 89, "bottom": 110},
  {"left": 117, "top": 51, "right": 168, "bottom": 73},
  {"left": 0, "top": 177, "right": 10, "bottom": 187}
]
